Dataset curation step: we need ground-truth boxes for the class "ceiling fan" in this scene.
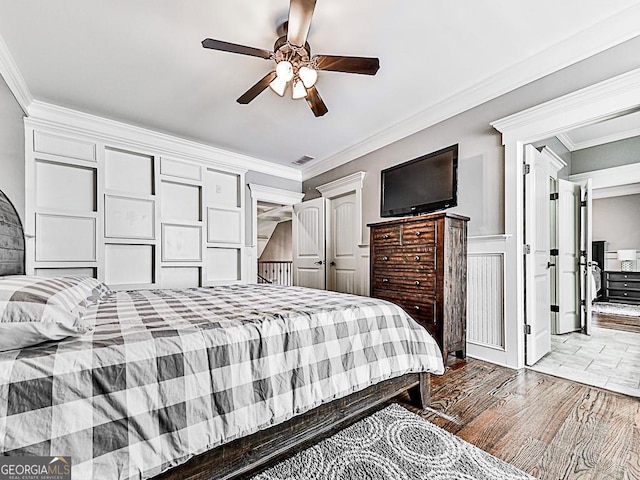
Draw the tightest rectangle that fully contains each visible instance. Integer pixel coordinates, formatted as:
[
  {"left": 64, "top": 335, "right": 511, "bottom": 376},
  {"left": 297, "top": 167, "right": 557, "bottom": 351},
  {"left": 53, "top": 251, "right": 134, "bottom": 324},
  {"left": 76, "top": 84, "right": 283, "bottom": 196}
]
[{"left": 201, "top": 0, "right": 380, "bottom": 117}]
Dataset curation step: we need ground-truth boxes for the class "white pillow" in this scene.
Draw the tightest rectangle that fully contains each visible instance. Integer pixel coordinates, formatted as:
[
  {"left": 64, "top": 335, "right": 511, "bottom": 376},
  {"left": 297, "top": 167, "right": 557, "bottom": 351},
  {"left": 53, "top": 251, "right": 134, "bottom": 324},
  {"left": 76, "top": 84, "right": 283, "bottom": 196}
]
[{"left": 0, "top": 275, "right": 111, "bottom": 351}]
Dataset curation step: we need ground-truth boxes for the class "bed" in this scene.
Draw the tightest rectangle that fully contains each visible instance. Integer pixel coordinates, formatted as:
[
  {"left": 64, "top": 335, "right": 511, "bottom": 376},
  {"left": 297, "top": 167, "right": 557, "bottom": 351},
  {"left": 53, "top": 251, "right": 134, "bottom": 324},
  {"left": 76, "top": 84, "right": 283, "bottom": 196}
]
[{"left": 0, "top": 189, "right": 445, "bottom": 479}]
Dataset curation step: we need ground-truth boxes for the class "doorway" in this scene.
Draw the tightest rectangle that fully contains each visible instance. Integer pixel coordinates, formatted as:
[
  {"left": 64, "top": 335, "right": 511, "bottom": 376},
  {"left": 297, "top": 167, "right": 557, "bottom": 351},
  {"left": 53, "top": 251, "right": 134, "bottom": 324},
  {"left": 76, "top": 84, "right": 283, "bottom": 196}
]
[{"left": 256, "top": 201, "right": 293, "bottom": 286}]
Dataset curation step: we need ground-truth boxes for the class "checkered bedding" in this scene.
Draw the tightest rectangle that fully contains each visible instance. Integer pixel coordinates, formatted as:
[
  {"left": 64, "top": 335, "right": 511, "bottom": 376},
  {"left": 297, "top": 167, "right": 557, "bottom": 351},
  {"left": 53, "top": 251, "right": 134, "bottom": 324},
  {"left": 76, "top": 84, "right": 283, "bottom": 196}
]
[{"left": 0, "top": 284, "right": 444, "bottom": 479}]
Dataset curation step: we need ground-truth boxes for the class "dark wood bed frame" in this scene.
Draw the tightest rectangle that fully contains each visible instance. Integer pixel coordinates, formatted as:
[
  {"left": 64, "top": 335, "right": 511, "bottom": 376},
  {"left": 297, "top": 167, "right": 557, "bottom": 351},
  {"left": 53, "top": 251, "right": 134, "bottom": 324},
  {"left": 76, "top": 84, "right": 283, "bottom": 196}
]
[{"left": 0, "top": 188, "right": 432, "bottom": 480}]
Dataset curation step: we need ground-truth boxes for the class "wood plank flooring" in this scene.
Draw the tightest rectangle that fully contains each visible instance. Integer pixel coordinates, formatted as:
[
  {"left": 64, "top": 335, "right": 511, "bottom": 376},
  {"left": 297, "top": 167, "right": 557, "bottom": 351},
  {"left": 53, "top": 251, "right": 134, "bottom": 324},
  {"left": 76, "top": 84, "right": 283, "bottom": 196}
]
[
  {"left": 593, "top": 312, "right": 640, "bottom": 334},
  {"left": 398, "top": 358, "right": 640, "bottom": 480}
]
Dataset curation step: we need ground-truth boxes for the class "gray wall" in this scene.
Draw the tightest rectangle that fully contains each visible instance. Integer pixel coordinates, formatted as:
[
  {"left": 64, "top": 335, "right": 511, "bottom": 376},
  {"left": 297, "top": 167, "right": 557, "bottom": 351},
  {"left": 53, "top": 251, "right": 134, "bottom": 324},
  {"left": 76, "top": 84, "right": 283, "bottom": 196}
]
[
  {"left": 571, "top": 135, "right": 640, "bottom": 174},
  {"left": 592, "top": 193, "right": 640, "bottom": 252},
  {"left": 259, "top": 221, "right": 292, "bottom": 261},
  {"left": 245, "top": 171, "right": 301, "bottom": 246},
  {"left": 0, "top": 75, "right": 25, "bottom": 222},
  {"left": 303, "top": 35, "right": 640, "bottom": 237}
]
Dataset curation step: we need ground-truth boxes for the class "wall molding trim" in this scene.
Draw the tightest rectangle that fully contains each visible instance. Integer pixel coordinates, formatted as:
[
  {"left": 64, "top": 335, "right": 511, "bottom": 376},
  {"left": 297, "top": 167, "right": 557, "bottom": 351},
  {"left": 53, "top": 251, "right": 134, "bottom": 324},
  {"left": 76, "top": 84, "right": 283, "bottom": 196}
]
[
  {"left": 556, "top": 127, "right": 640, "bottom": 152},
  {"left": 26, "top": 101, "right": 302, "bottom": 181},
  {"left": 541, "top": 146, "right": 567, "bottom": 173},
  {"left": 248, "top": 184, "right": 304, "bottom": 206},
  {"left": 468, "top": 234, "right": 512, "bottom": 243},
  {"left": 0, "top": 30, "right": 32, "bottom": 114},
  {"left": 569, "top": 162, "right": 640, "bottom": 193},
  {"left": 301, "top": 6, "right": 640, "bottom": 181}
]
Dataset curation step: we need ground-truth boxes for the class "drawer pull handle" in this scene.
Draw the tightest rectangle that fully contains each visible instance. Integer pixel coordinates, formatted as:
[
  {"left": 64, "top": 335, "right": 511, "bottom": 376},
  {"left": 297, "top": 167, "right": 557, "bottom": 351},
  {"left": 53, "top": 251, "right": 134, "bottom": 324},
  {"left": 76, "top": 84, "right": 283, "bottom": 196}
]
[
  {"left": 414, "top": 306, "right": 420, "bottom": 311},
  {"left": 382, "top": 256, "right": 389, "bottom": 261},
  {"left": 382, "top": 234, "right": 390, "bottom": 239},
  {"left": 624, "top": 293, "right": 628, "bottom": 296},
  {"left": 414, "top": 256, "right": 421, "bottom": 261},
  {"left": 415, "top": 231, "right": 422, "bottom": 236},
  {"left": 625, "top": 283, "right": 628, "bottom": 287},
  {"left": 414, "top": 281, "right": 420, "bottom": 286},
  {"left": 382, "top": 278, "right": 389, "bottom": 283}
]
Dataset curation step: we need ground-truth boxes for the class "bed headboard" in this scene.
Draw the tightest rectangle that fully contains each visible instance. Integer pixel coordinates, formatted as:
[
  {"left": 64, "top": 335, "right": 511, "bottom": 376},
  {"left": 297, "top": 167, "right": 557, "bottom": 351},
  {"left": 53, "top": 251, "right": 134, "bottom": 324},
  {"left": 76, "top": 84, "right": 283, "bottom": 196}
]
[{"left": 0, "top": 189, "right": 25, "bottom": 276}]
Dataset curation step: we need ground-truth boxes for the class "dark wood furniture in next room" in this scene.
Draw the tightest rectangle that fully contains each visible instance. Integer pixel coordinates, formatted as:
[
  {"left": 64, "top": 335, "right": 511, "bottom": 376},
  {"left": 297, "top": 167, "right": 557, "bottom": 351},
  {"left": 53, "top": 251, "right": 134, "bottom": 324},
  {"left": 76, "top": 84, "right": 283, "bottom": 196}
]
[
  {"left": 369, "top": 212, "right": 469, "bottom": 360},
  {"left": 604, "top": 270, "right": 640, "bottom": 305}
]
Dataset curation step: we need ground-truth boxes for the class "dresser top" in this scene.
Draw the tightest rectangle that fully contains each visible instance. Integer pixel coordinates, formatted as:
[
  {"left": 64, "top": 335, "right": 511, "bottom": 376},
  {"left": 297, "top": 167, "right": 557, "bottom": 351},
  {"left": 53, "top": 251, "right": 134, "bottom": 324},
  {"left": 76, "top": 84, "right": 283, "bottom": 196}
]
[{"left": 368, "top": 212, "right": 470, "bottom": 228}]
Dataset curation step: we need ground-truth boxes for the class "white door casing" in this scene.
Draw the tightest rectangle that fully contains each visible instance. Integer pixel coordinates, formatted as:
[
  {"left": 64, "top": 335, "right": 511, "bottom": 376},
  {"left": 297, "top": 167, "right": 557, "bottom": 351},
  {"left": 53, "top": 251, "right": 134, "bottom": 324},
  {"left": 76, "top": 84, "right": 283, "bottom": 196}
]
[
  {"left": 556, "top": 179, "right": 582, "bottom": 334},
  {"left": 524, "top": 145, "right": 552, "bottom": 366},
  {"left": 292, "top": 197, "right": 327, "bottom": 290},
  {"left": 580, "top": 178, "right": 593, "bottom": 335},
  {"left": 327, "top": 193, "right": 358, "bottom": 294}
]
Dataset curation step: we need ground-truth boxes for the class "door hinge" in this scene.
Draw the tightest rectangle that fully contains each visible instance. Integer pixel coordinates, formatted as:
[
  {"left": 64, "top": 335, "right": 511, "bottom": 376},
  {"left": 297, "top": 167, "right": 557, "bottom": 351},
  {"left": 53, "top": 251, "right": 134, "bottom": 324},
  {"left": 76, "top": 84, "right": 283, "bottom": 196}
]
[
  {"left": 580, "top": 250, "right": 587, "bottom": 257},
  {"left": 580, "top": 300, "right": 586, "bottom": 307},
  {"left": 550, "top": 192, "right": 559, "bottom": 200},
  {"left": 523, "top": 164, "right": 531, "bottom": 175},
  {"left": 550, "top": 305, "right": 559, "bottom": 312},
  {"left": 524, "top": 244, "right": 531, "bottom": 254},
  {"left": 581, "top": 200, "right": 587, "bottom": 207},
  {"left": 550, "top": 248, "right": 559, "bottom": 256},
  {"left": 524, "top": 324, "right": 532, "bottom": 335}
]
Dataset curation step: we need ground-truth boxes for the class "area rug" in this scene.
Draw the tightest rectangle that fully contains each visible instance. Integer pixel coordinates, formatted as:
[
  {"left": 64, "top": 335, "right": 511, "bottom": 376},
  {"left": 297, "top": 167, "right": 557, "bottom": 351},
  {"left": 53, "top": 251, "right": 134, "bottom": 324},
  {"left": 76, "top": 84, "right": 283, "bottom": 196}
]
[
  {"left": 592, "top": 302, "right": 640, "bottom": 318},
  {"left": 251, "top": 403, "right": 534, "bottom": 480}
]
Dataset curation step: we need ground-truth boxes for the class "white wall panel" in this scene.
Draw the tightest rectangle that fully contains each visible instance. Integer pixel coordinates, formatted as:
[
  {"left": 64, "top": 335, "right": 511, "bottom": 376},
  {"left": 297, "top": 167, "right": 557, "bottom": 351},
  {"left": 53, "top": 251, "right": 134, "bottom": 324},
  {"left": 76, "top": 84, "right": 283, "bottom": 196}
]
[
  {"left": 206, "top": 170, "right": 239, "bottom": 208},
  {"left": 35, "top": 267, "right": 97, "bottom": 278},
  {"left": 105, "top": 149, "right": 154, "bottom": 194},
  {"left": 105, "top": 244, "right": 154, "bottom": 285},
  {"left": 36, "top": 160, "right": 96, "bottom": 212},
  {"left": 105, "top": 195, "right": 155, "bottom": 239},
  {"left": 206, "top": 248, "right": 240, "bottom": 282},
  {"left": 162, "top": 224, "right": 202, "bottom": 261},
  {"left": 36, "top": 214, "right": 96, "bottom": 262},
  {"left": 162, "top": 267, "right": 200, "bottom": 288},
  {"left": 467, "top": 253, "right": 505, "bottom": 349},
  {"left": 160, "top": 158, "right": 201, "bottom": 181},
  {"left": 207, "top": 208, "right": 241, "bottom": 244},
  {"left": 161, "top": 182, "right": 200, "bottom": 222},
  {"left": 34, "top": 131, "right": 96, "bottom": 162}
]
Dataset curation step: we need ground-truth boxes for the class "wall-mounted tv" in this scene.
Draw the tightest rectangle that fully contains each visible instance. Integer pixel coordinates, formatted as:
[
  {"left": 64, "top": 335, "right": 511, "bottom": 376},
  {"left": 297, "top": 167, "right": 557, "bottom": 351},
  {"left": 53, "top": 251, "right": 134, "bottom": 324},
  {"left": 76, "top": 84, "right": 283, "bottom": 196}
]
[{"left": 380, "top": 144, "right": 458, "bottom": 217}]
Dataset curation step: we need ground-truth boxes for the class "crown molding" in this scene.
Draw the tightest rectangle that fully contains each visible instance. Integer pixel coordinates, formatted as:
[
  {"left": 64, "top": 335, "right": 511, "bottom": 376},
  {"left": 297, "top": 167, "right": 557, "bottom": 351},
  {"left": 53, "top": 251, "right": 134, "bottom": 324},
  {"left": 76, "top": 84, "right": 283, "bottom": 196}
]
[
  {"left": 248, "top": 183, "right": 304, "bottom": 205},
  {"left": 564, "top": 125, "right": 640, "bottom": 152},
  {"left": 555, "top": 133, "right": 577, "bottom": 152},
  {"left": 302, "top": 5, "right": 640, "bottom": 181},
  {"left": 569, "top": 162, "right": 640, "bottom": 192},
  {"left": 0, "top": 30, "right": 32, "bottom": 114},
  {"left": 26, "top": 101, "right": 302, "bottom": 181},
  {"left": 316, "top": 171, "right": 366, "bottom": 198}
]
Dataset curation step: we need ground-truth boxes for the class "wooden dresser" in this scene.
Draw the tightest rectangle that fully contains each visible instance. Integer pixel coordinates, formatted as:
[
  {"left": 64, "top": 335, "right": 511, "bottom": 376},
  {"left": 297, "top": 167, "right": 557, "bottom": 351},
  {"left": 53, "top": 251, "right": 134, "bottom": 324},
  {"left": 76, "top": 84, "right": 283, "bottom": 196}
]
[
  {"left": 604, "top": 271, "right": 640, "bottom": 305},
  {"left": 368, "top": 213, "right": 469, "bottom": 359}
]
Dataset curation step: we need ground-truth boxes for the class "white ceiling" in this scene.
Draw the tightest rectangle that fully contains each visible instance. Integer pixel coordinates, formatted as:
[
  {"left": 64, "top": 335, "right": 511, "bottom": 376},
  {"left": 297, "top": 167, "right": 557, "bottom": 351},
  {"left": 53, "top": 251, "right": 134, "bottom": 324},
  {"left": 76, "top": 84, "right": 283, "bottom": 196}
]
[
  {"left": 558, "top": 109, "right": 640, "bottom": 151},
  {"left": 1, "top": 1, "right": 640, "bottom": 176}
]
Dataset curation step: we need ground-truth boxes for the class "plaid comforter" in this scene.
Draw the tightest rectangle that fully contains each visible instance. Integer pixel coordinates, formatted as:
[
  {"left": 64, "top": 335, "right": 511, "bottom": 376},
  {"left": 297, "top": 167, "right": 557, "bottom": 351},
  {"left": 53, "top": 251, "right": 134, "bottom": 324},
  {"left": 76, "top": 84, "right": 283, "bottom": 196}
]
[{"left": 0, "top": 284, "right": 444, "bottom": 479}]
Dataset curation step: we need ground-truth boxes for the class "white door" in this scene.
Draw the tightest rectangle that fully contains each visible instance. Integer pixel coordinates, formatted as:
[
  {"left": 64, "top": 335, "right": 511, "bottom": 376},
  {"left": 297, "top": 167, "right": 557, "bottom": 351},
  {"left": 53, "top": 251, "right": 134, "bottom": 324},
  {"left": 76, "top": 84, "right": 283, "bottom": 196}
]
[
  {"left": 580, "top": 178, "right": 593, "bottom": 335},
  {"left": 327, "top": 193, "right": 358, "bottom": 294},
  {"left": 524, "top": 145, "right": 552, "bottom": 366},
  {"left": 292, "top": 197, "right": 326, "bottom": 290},
  {"left": 556, "top": 179, "right": 582, "bottom": 334}
]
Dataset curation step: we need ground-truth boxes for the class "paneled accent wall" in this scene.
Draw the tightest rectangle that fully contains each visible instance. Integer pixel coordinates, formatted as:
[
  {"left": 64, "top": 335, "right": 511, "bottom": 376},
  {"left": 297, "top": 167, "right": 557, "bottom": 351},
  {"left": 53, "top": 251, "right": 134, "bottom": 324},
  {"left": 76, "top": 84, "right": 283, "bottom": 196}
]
[
  {"left": 465, "top": 235, "right": 509, "bottom": 366},
  {"left": 26, "top": 124, "right": 246, "bottom": 289}
]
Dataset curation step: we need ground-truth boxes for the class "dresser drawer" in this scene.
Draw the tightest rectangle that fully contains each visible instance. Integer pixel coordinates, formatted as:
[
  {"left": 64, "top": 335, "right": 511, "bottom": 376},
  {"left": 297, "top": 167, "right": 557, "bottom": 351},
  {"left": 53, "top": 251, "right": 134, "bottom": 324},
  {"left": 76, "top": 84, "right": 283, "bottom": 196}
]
[
  {"left": 372, "top": 290, "right": 437, "bottom": 327},
  {"left": 372, "top": 225, "right": 401, "bottom": 247},
  {"left": 373, "top": 247, "right": 436, "bottom": 269},
  {"left": 608, "top": 289, "right": 640, "bottom": 301},
  {"left": 373, "top": 271, "right": 436, "bottom": 295},
  {"left": 402, "top": 222, "right": 436, "bottom": 246},
  {"left": 607, "top": 272, "right": 640, "bottom": 282},
  {"left": 608, "top": 280, "right": 640, "bottom": 290}
]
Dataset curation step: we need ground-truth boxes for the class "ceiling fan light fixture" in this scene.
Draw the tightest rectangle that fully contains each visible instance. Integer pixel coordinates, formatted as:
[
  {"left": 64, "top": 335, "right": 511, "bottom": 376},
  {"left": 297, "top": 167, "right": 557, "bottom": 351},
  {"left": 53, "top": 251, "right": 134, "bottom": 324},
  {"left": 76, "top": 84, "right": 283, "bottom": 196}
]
[
  {"left": 292, "top": 80, "right": 307, "bottom": 100},
  {"left": 269, "top": 76, "right": 288, "bottom": 96},
  {"left": 298, "top": 66, "right": 318, "bottom": 88},
  {"left": 275, "top": 60, "right": 294, "bottom": 82}
]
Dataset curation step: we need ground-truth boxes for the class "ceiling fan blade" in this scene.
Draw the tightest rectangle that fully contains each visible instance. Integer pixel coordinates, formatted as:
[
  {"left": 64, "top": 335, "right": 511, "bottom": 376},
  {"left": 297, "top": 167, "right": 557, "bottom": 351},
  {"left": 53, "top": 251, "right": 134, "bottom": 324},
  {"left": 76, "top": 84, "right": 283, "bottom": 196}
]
[
  {"left": 287, "top": 0, "right": 317, "bottom": 47},
  {"left": 305, "top": 86, "right": 328, "bottom": 117},
  {"left": 314, "top": 55, "right": 380, "bottom": 75},
  {"left": 237, "top": 71, "right": 278, "bottom": 104},
  {"left": 202, "top": 38, "right": 272, "bottom": 60}
]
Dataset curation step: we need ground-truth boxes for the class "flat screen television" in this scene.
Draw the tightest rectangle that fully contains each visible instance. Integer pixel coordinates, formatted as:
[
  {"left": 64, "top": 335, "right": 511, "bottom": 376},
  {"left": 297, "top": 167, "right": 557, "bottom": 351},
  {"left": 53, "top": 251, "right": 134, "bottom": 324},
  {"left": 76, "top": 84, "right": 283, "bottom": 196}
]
[{"left": 380, "top": 144, "right": 458, "bottom": 217}]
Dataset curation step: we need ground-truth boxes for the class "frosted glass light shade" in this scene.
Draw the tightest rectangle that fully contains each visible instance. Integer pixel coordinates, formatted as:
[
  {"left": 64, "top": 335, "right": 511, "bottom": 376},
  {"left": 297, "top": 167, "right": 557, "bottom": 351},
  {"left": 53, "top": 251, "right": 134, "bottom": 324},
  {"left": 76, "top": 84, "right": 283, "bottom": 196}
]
[
  {"left": 275, "top": 61, "right": 294, "bottom": 81},
  {"left": 292, "top": 80, "right": 307, "bottom": 100},
  {"left": 269, "top": 76, "right": 288, "bottom": 96},
  {"left": 617, "top": 249, "right": 637, "bottom": 261},
  {"left": 299, "top": 66, "right": 318, "bottom": 88}
]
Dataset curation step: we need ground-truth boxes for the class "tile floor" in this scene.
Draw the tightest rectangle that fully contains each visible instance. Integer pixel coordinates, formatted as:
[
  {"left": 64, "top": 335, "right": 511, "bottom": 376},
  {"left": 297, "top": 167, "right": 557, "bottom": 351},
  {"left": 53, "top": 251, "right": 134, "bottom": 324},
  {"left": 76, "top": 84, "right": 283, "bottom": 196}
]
[{"left": 529, "top": 325, "right": 640, "bottom": 397}]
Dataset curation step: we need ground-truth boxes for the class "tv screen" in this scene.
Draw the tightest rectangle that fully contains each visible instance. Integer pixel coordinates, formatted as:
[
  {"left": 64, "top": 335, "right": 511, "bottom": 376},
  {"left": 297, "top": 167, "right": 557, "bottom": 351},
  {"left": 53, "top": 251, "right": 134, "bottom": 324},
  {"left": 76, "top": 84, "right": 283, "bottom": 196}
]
[{"left": 380, "top": 144, "right": 458, "bottom": 217}]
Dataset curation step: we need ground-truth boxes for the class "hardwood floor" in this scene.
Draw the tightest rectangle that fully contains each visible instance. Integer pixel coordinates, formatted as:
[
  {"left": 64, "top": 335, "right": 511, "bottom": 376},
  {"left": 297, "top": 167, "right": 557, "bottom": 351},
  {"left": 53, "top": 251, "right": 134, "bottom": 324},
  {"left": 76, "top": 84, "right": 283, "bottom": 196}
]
[
  {"left": 593, "top": 312, "right": 640, "bottom": 334},
  {"left": 398, "top": 358, "right": 640, "bottom": 480}
]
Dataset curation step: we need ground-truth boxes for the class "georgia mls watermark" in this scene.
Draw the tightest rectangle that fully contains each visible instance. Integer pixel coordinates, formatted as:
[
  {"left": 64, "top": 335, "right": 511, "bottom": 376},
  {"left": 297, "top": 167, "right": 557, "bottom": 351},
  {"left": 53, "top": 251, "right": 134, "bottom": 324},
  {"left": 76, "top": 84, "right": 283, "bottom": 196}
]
[{"left": 0, "top": 457, "right": 71, "bottom": 480}]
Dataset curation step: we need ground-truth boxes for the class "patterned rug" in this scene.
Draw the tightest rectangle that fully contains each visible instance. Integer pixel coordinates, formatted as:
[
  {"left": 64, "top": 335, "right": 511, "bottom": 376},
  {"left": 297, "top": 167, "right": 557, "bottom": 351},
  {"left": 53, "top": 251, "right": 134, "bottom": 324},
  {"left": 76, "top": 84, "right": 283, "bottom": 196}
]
[
  {"left": 592, "top": 302, "right": 640, "bottom": 317},
  {"left": 252, "top": 403, "right": 534, "bottom": 480}
]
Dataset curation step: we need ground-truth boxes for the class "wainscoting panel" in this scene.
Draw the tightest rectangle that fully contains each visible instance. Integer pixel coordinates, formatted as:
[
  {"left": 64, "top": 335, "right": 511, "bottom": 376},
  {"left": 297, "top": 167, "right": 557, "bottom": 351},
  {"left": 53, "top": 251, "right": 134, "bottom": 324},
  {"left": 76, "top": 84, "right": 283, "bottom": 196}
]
[{"left": 467, "top": 253, "right": 505, "bottom": 349}]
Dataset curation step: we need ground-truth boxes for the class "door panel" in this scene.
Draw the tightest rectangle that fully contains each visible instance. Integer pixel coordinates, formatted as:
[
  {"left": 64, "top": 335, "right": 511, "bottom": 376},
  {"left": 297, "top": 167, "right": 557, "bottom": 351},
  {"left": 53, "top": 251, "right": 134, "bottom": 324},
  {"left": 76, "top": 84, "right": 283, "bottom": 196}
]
[
  {"left": 524, "top": 145, "right": 552, "bottom": 366},
  {"left": 580, "top": 179, "right": 593, "bottom": 335},
  {"left": 556, "top": 179, "right": 581, "bottom": 334},
  {"left": 292, "top": 198, "right": 326, "bottom": 290},
  {"left": 328, "top": 194, "right": 358, "bottom": 294}
]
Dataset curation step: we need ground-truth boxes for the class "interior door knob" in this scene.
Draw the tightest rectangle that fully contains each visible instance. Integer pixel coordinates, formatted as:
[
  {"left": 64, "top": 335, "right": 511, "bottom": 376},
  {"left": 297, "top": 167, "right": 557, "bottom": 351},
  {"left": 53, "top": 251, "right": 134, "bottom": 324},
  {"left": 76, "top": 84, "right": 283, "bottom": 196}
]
[
  {"left": 314, "top": 260, "right": 324, "bottom": 265},
  {"left": 330, "top": 261, "right": 336, "bottom": 266}
]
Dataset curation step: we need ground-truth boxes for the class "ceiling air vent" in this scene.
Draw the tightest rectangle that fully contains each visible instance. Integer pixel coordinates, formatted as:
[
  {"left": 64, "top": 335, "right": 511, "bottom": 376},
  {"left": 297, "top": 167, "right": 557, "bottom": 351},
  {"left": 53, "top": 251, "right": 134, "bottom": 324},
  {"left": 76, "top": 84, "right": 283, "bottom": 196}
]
[{"left": 293, "top": 155, "right": 315, "bottom": 166}]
